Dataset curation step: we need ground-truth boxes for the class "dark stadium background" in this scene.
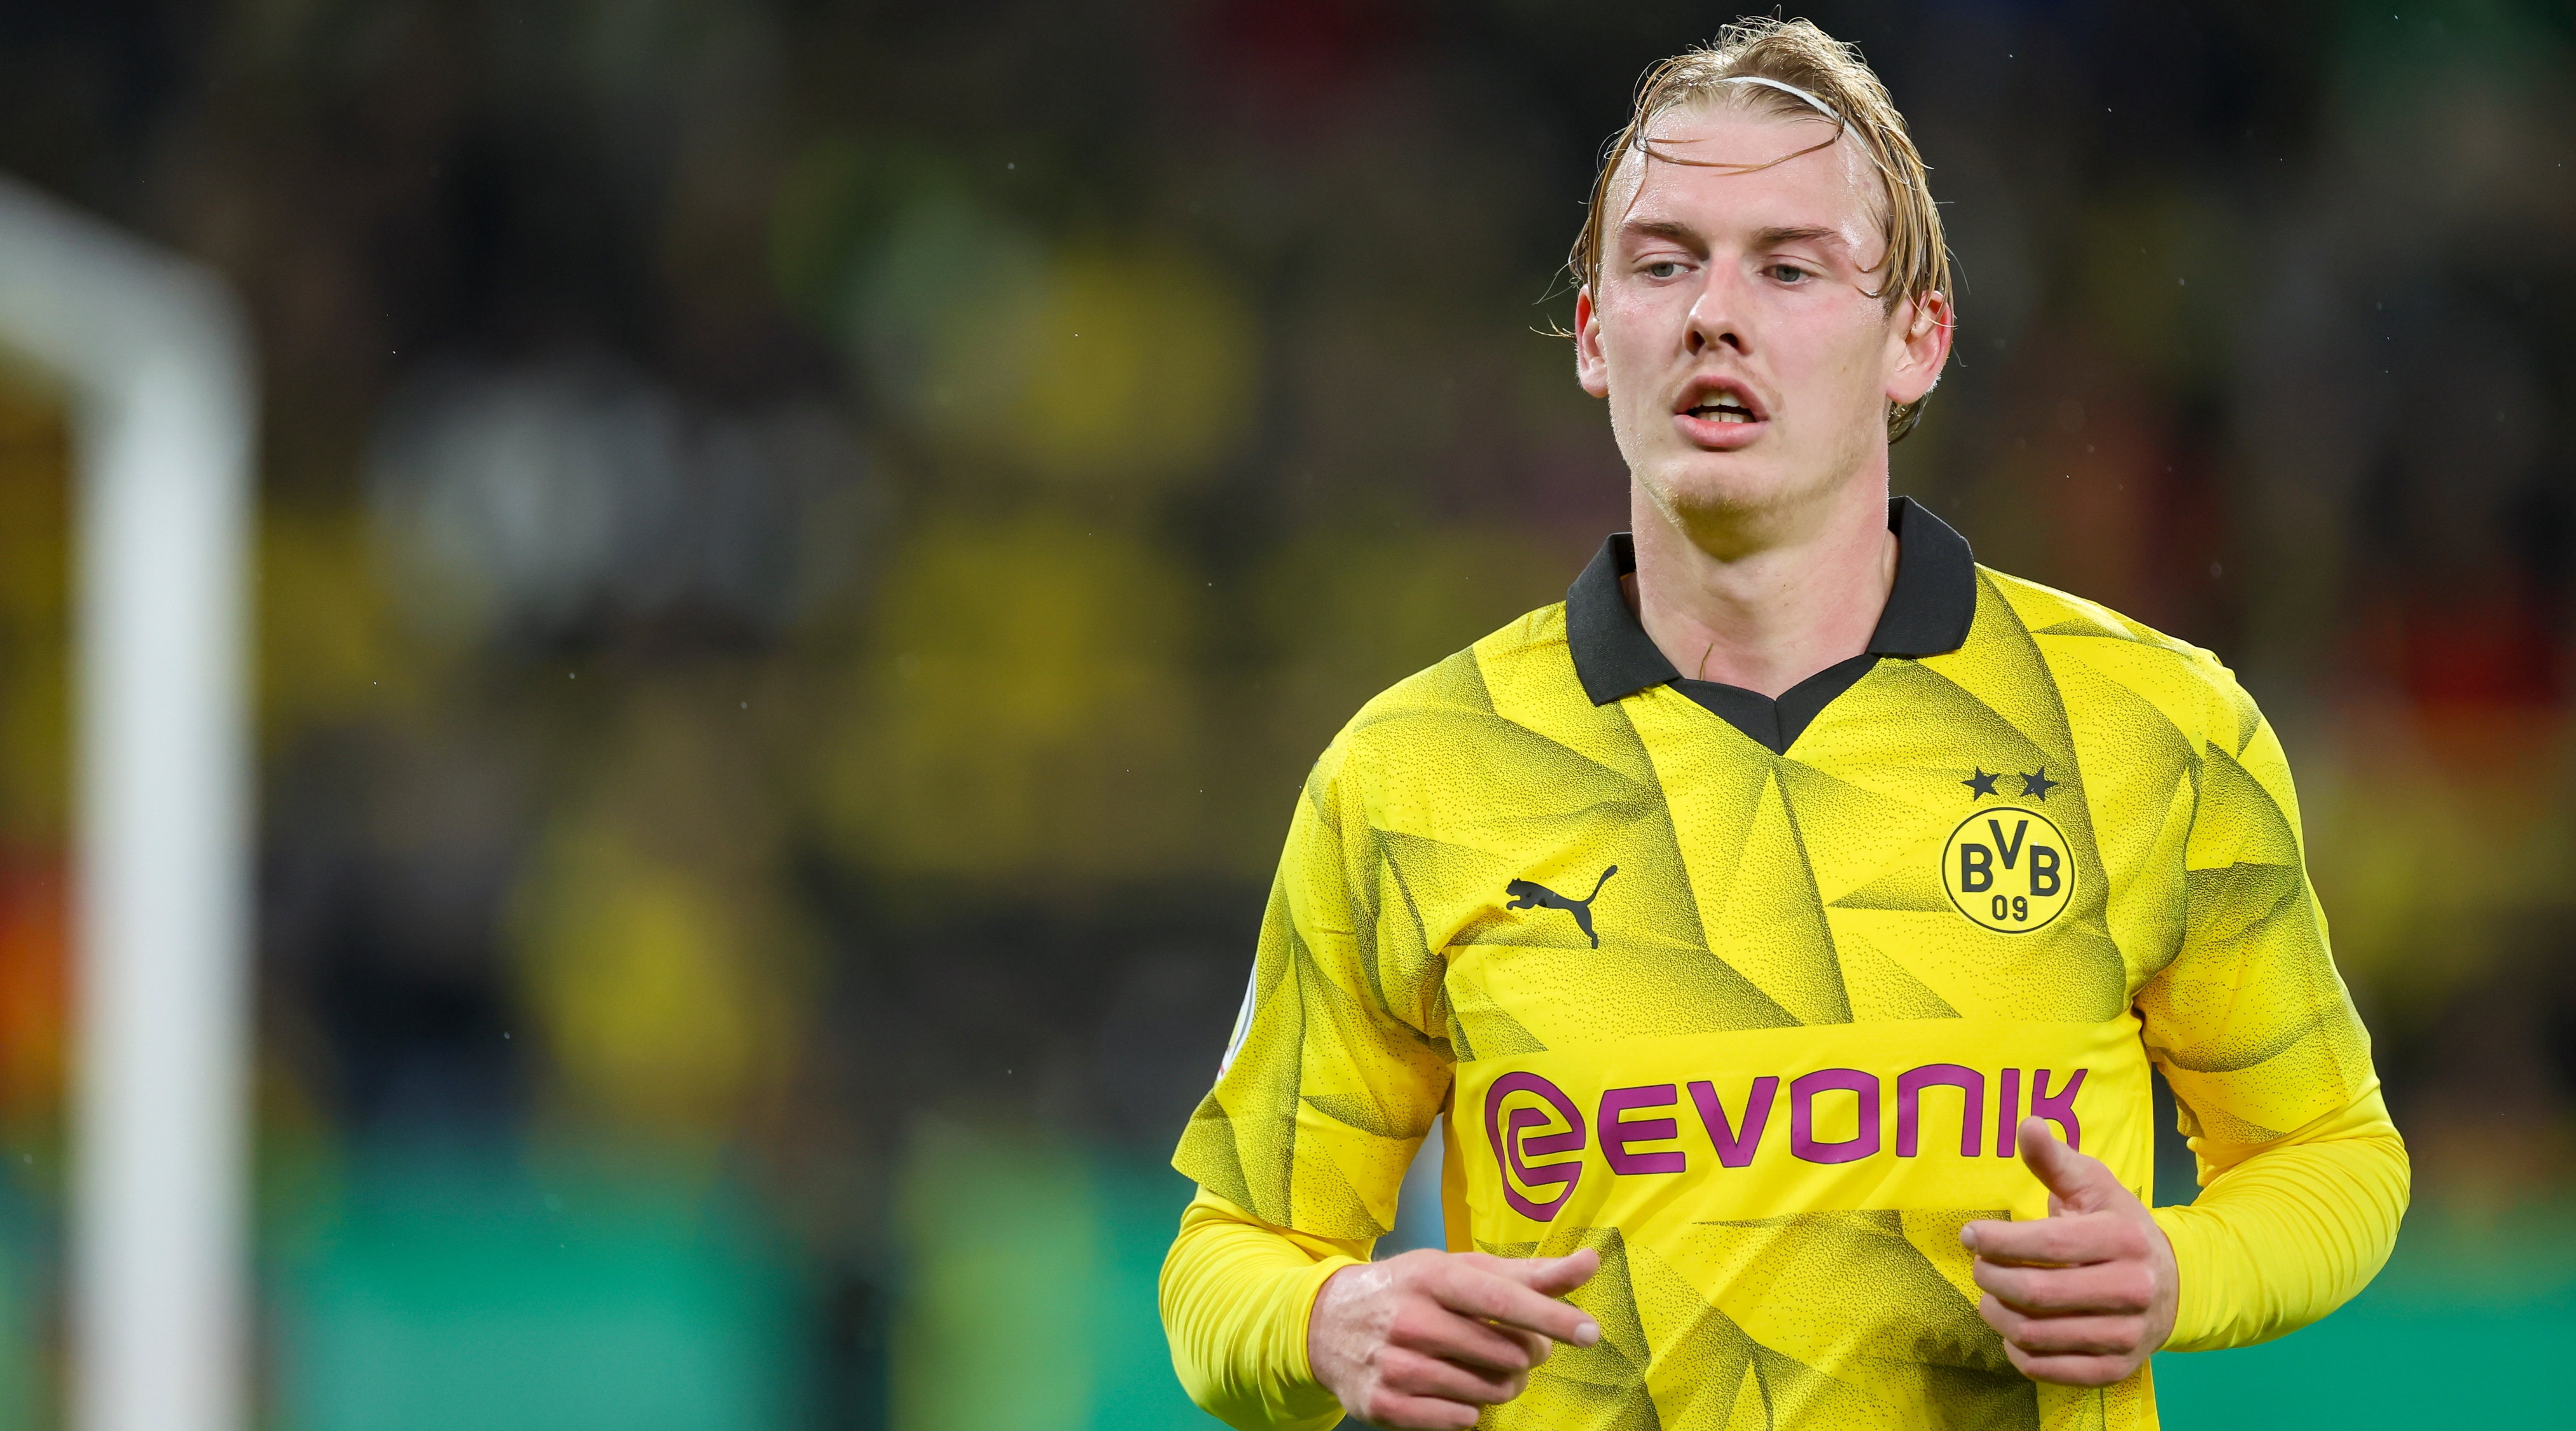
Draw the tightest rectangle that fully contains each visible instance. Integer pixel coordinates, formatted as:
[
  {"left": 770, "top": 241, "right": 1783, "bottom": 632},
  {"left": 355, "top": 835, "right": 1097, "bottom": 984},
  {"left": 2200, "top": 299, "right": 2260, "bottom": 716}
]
[{"left": 0, "top": 0, "right": 2569, "bottom": 1426}]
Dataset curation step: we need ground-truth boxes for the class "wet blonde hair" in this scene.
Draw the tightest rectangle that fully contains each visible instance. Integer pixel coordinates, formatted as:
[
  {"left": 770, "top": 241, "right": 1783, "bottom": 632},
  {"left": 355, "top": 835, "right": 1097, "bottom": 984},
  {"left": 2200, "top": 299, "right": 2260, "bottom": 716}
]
[{"left": 1570, "top": 17, "right": 1952, "bottom": 442}]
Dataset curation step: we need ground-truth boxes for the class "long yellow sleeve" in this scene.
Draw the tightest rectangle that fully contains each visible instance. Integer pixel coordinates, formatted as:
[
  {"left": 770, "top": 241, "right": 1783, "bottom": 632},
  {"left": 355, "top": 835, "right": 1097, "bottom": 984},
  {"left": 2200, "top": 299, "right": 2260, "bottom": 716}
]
[
  {"left": 1159, "top": 1186, "right": 1369, "bottom": 1431},
  {"left": 2151, "top": 1082, "right": 2409, "bottom": 1353}
]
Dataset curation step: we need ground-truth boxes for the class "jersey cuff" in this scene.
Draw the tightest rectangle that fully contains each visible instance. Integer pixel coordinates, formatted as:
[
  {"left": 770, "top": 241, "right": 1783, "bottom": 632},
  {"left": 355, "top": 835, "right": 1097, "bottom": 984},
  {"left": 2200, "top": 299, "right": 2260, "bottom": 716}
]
[{"left": 2149, "top": 1203, "right": 2220, "bottom": 1351}]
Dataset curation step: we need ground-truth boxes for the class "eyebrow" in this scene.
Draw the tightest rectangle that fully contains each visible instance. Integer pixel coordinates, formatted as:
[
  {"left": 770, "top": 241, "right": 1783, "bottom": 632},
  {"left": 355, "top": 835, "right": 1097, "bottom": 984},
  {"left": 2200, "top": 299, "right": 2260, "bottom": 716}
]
[
  {"left": 1754, "top": 225, "right": 1851, "bottom": 254},
  {"left": 1617, "top": 218, "right": 1704, "bottom": 249},
  {"left": 1617, "top": 219, "right": 1855, "bottom": 257}
]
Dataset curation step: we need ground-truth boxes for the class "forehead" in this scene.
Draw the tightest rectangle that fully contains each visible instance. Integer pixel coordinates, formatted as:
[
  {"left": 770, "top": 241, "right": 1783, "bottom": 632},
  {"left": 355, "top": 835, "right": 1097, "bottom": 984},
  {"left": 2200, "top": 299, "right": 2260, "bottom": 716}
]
[{"left": 1604, "top": 99, "right": 1881, "bottom": 244}]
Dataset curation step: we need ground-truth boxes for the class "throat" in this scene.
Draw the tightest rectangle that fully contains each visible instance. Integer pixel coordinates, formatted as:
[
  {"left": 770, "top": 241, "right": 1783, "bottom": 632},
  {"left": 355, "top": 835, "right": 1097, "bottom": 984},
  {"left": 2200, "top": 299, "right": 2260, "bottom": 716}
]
[{"left": 1626, "top": 520, "right": 1900, "bottom": 700}]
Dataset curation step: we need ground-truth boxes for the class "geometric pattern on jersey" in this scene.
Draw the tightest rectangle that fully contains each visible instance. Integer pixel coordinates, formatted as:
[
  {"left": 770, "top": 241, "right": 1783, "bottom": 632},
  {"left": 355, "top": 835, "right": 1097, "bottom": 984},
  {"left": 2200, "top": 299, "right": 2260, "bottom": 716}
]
[
  {"left": 1476, "top": 1213, "right": 2040, "bottom": 1431},
  {"left": 1174, "top": 502, "right": 2376, "bottom": 1431}
]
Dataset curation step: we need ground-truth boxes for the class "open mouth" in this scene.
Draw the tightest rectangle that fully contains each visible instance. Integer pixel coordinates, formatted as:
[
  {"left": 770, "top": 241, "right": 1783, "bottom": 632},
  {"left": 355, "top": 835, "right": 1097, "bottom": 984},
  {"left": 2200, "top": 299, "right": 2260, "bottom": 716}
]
[
  {"left": 1686, "top": 394, "right": 1758, "bottom": 424},
  {"left": 1678, "top": 381, "right": 1764, "bottom": 425}
]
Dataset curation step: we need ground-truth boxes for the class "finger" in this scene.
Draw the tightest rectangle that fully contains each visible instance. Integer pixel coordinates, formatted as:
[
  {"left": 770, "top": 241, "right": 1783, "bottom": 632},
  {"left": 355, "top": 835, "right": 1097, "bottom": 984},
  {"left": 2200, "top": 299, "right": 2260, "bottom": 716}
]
[
  {"left": 2016, "top": 1118, "right": 2122, "bottom": 1213},
  {"left": 1347, "top": 1382, "right": 1484, "bottom": 1431},
  {"left": 1432, "top": 1262, "right": 1602, "bottom": 1347},
  {"left": 1375, "top": 1344, "right": 1525, "bottom": 1407},
  {"left": 1457, "top": 1321, "right": 1550, "bottom": 1372},
  {"left": 1498, "top": 1324, "right": 1553, "bottom": 1369},
  {"left": 1383, "top": 1304, "right": 1542, "bottom": 1375},
  {"left": 1961, "top": 1211, "right": 2148, "bottom": 1266},
  {"left": 1993, "top": 1315, "right": 2151, "bottom": 1387},
  {"left": 2005, "top": 1314, "right": 2150, "bottom": 1358},
  {"left": 1437, "top": 1269, "right": 1599, "bottom": 1348},
  {"left": 2001, "top": 1344, "right": 2140, "bottom": 1389},
  {"left": 1491, "top": 1247, "right": 1602, "bottom": 1298},
  {"left": 1972, "top": 1259, "right": 2156, "bottom": 1317},
  {"left": 1977, "top": 1296, "right": 2147, "bottom": 1358}
]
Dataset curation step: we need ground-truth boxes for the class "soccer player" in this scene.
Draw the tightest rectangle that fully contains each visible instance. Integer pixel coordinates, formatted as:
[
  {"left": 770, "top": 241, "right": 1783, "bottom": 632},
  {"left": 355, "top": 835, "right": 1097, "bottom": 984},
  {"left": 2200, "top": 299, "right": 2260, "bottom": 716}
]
[{"left": 1160, "top": 18, "right": 2407, "bottom": 1431}]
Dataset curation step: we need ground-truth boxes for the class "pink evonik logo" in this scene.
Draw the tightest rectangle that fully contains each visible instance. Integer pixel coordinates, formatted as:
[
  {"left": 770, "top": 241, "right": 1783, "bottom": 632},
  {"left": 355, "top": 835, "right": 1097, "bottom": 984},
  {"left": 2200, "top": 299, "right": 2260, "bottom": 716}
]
[{"left": 1485, "top": 1065, "right": 2088, "bottom": 1222}]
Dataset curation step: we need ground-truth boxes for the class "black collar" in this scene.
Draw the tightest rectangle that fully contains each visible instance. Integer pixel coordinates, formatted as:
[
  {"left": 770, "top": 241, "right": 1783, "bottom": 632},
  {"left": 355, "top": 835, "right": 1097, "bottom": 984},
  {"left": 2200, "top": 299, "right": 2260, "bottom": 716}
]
[{"left": 1565, "top": 496, "right": 1976, "bottom": 708}]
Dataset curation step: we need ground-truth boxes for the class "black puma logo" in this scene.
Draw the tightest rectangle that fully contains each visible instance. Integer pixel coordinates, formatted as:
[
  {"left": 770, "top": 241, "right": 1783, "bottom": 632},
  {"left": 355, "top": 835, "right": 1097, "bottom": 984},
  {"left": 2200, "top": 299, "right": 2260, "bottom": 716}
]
[{"left": 1505, "top": 866, "right": 1618, "bottom": 948}]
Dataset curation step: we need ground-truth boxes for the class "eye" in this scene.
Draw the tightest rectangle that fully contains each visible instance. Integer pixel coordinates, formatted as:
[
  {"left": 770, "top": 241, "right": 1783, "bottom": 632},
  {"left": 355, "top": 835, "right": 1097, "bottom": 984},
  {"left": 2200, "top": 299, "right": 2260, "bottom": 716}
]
[
  {"left": 1644, "top": 260, "right": 1684, "bottom": 280},
  {"left": 1766, "top": 263, "right": 1813, "bottom": 284}
]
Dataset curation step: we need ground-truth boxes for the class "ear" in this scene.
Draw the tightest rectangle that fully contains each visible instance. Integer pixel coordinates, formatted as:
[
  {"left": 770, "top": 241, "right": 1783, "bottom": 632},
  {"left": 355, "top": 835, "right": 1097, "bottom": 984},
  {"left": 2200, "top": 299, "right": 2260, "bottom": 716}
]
[
  {"left": 1574, "top": 286, "right": 1611, "bottom": 399},
  {"left": 1885, "top": 289, "right": 1953, "bottom": 406}
]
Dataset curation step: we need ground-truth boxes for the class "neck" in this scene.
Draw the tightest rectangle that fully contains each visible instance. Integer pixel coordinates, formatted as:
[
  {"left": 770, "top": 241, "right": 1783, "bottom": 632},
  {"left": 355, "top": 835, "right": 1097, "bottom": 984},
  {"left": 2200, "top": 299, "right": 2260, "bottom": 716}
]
[{"left": 1623, "top": 470, "right": 1898, "bottom": 700}]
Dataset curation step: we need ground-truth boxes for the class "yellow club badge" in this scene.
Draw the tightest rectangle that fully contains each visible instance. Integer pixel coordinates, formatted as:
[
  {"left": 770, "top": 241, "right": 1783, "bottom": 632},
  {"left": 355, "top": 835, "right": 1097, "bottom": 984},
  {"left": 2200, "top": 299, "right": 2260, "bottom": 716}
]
[{"left": 1942, "top": 804, "right": 2074, "bottom": 933}]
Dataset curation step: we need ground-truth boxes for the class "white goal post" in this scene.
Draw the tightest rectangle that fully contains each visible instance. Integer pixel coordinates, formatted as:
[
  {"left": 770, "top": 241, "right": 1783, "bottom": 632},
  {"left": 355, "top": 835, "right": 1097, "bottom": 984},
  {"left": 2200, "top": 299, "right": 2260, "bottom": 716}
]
[{"left": 0, "top": 176, "right": 254, "bottom": 1431}]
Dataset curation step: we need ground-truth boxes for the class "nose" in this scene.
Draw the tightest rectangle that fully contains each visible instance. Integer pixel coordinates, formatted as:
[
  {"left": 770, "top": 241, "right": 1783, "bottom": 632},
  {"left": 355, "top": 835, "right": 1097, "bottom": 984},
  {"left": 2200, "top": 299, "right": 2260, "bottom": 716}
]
[{"left": 1684, "top": 266, "right": 1748, "bottom": 356}]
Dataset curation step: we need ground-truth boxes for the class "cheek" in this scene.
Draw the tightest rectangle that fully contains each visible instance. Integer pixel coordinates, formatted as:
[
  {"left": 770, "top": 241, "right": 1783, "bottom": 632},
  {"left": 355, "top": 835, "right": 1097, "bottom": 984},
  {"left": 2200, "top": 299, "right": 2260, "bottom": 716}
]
[
  {"left": 1792, "top": 310, "right": 1895, "bottom": 397},
  {"left": 1592, "top": 321, "right": 1656, "bottom": 406},
  {"left": 1596, "top": 287, "right": 1684, "bottom": 366}
]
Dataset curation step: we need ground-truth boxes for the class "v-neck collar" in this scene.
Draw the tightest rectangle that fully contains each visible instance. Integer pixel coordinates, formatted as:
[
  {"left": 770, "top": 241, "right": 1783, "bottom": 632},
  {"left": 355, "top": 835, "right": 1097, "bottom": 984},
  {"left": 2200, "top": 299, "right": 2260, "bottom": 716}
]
[{"left": 1562, "top": 496, "right": 1976, "bottom": 754}]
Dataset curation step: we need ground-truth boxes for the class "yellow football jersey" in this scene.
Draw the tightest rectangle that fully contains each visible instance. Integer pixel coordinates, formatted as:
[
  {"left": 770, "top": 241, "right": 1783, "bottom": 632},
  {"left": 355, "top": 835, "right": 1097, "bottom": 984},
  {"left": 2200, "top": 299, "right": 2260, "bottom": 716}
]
[{"left": 1172, "top": 499, "right": 2379, "bottom": 1430}]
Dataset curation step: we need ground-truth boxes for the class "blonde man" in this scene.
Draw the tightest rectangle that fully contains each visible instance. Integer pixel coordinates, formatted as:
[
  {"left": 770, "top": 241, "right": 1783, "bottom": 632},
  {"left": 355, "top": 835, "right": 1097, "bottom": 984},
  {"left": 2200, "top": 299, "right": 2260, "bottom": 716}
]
[{"left": 1161, "top": 18, "right": 2406, "bottom": 1430}]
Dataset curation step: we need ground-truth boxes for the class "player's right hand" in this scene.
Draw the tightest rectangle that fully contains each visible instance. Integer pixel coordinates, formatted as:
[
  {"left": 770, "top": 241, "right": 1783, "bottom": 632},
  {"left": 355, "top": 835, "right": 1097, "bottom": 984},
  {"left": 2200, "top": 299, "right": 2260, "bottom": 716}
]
[{"left": 1306, "top": 1247, "right": 1601, "bottom": 1430}]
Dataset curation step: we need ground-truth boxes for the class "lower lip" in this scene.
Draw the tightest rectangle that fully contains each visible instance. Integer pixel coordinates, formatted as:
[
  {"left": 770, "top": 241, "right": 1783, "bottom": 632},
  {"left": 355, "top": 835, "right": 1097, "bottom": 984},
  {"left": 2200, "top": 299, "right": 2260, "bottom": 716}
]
[{"left": 1673, "top": 410, "right": 1766, "bottom": 449}]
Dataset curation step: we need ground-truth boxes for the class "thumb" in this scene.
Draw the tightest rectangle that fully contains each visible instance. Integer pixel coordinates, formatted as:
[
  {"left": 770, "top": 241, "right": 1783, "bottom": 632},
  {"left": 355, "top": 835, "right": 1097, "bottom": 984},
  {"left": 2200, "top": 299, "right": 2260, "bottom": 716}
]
[
  {"left": 1507, "top": 1246, "right": 1601, "bottom": 1296},
  {"left": 2017, "top": 1116, "right": 2118, "bottom": 1213}
]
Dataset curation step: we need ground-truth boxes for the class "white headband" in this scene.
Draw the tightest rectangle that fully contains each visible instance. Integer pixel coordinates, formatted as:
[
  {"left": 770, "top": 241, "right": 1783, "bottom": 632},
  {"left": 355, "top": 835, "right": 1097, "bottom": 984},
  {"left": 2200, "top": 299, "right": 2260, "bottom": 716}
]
[
  {"left": 1628, "top": 73, "right": 1852, "bottom": 176},
  {"left": 1718, "top": 74, "right": 1844, "bottom": 124}
]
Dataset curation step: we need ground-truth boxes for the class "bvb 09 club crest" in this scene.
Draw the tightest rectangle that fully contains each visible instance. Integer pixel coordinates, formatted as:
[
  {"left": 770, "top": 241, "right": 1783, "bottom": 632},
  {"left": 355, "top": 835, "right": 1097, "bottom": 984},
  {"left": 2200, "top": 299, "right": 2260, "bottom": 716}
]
[{"left": 1941, "top": 806, "right": 2074, "bottom": 933}]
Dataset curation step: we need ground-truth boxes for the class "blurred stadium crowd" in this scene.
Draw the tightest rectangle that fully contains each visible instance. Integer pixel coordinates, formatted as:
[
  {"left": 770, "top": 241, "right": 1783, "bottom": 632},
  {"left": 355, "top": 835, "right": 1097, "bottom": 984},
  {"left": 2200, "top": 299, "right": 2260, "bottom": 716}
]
[{"left": 0, "top": 1, "right": 2570, "bottom": 1427}]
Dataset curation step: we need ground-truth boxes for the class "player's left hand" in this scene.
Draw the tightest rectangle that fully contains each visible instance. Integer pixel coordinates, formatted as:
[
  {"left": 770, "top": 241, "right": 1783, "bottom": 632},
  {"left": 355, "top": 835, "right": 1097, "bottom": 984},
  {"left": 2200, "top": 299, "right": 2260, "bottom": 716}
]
[{"left": 1959, "top": 1116, "right": 2179, "bottom": 1387}]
